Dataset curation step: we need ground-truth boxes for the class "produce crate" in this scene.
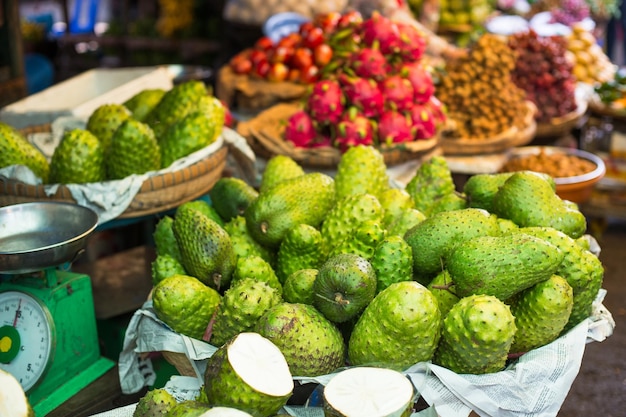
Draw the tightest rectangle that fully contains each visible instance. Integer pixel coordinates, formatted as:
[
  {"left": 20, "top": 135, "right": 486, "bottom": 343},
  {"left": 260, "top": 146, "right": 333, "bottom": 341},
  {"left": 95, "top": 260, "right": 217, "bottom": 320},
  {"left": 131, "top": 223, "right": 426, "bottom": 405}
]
[{"left": 0, "top": 67, "right": 173, "bottom": 129}]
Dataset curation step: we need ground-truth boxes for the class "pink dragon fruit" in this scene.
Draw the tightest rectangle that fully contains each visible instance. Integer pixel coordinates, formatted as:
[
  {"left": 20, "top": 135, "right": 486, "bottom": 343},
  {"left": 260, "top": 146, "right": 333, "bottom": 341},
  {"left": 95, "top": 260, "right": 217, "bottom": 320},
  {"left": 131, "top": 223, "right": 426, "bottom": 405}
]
[
  {"left": 339, "top": 74, "right": 384, "bottom": 118},
  {"left": 306, "top": 79, "right": 345, "bottom": 125},
  {"left": 377, "top": 110, "right": 414, "bottom": 145},
  {"left": 379, "top": 75, "right": 415, "bottom": 112},
  {"left": 409, "top": 103, "right": 437, "bottom": 140},
  {"left": 359, "top": 11, "right": 401, "bottom": 56},
  {"left": 348, "top": 47, "right": 388, "bottom": 82},
  {"left": 425, "top": 95, "right": 447, "bottom": 127},
  {"left": 400, "top": 62, "right": 435, "bottom": 104},
  {"left": 284, "top": 110, "right": 317, "bottom": 147},
  {"left": 334, "top": 107, "right": 375, "bottom": 151},
  {"left": 396, "top": 23, "right": 427, "bottom": 62}
]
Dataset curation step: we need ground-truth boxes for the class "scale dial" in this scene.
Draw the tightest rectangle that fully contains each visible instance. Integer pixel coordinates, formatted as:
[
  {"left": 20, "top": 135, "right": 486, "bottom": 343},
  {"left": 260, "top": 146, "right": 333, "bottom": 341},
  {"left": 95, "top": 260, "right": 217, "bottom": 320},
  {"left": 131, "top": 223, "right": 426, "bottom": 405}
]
[{"left": 0, "top": 291, "right": 54, "bottom": 392}]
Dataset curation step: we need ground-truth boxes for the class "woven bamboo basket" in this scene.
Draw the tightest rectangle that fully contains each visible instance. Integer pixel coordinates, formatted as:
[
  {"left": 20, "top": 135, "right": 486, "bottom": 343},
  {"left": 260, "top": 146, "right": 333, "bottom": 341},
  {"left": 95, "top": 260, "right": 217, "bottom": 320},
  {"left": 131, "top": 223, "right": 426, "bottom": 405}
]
[
  {"left": 237, "top": 102, "right": 440, "bottom": 168},
  {"left": 0, "top": 124, "right": 228, "bottom": 218}
]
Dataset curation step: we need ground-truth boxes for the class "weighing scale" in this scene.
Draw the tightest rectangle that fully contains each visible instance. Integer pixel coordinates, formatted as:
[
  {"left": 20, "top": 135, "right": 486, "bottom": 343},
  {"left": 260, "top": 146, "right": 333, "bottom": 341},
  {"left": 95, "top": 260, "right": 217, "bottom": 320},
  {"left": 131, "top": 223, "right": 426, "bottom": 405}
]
[{"left": 0, "top": 202, "right": 115, "bottom": 417}]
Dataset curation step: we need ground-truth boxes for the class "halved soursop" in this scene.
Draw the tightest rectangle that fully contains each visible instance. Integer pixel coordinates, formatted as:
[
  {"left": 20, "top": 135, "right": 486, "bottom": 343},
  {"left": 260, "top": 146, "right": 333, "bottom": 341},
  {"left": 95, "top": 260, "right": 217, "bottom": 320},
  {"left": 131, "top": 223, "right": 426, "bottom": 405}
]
[
  {"left": 348, "top": 281, "right": 441, "bottom": 370},
  {"left": 323, "top": 367, "right": 415, "bottom": 417},
  {"left": 202, "top": 407, "right": 254, "bottom": 416},
  {"left": 203, "top": 332, "right": 293, "bottom": 417},
  {"left": 254, "top": 302, "right": 346, "bottom": 377},
  {"left": 133, "top": 387, "right": 177, "bottom": 417},
  {"left": 0, "top": 368, "right": 34, "bottom": 417}
]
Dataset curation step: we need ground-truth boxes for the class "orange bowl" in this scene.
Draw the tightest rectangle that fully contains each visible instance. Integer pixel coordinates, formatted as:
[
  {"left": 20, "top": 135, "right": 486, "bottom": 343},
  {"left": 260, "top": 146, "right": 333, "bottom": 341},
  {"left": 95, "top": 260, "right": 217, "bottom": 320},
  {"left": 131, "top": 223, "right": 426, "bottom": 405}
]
[{"left": 501, "top": 146, "right": 606, "bottom": 204}]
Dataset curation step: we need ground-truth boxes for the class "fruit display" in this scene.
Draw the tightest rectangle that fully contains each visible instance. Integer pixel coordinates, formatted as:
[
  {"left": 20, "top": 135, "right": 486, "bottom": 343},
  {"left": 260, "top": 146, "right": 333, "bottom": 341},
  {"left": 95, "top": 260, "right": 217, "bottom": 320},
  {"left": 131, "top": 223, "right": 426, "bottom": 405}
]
[
  {"left": 0, "top": 80, "right": 226, "bottom": 185},
  {"left": 438, "top": 0, "right": 494, "bottom": 30},
  {"left": 436, "top": 33, "right": 528, "bottom": 139},
  {"left": 565, "top": 23, "right": 616, "bottom": 85},
  {"left": 508, "top": 30, "right": 578, "bottom": 123},
  {"left": 144, "top": 145, "right": 606, "bottom": 413}
]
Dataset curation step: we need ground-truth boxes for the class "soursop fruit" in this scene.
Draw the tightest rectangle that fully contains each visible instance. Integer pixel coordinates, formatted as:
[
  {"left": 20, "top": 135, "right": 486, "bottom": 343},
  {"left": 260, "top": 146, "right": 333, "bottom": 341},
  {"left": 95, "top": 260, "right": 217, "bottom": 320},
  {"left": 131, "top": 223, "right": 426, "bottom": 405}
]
[
  {"left": 334, "top": 145, "right": 390, "bottom": 199},
  {"left": 106, "top": 118, "right": 161, "bottom": 179},
  {"left": 133, "top": 388, "right": 177, "bottom": 417},
  {"left": 232, "top": 255, "right": 282, "bottom": 296},
  {"left": 275, "top": 223, "right": 325, "bottom": 284},
  {"left": 385, "top": 207, "right": 426, "bottom": 237},
  {"left": 49, "top": 128, "right": 105, "bottom": 184},
  {"left": 0, "top": 122, "right": 50, "bottom": 183},
  {"left": 208, "top": 278, "right": 282, "bottom": 347},
  {"left": 164, "top": 400, "right": 210, "bottom": 417},
  {"left": 426, "top": 191, "right": 468, "bottom": 216},
  {"left": 433, "top": 294, "right": 516, "bottom": 374},
  {"left": 259, "top": 154, "right": 305, "bottom": 193},
  {"left": 152, "top": 274, "right": 221, "bottom": 340},
  {"left": 0, "top": 368, "right": 35, "bottom": 417},
  {"left": 86, "top": 103, "right": 132, "bottom": 153},
  {"left": 173, "top": 207, "right": 237, "bottom": 291},
  {"left": 348, "top": 281, "right": 441, "bottom": 370},
  {"left": 153, "top": 215, "right": 182, "bottom": 261},
  {"left": 282, "top": 269, "right": 318, "bottom": 305},
  {"left": 196, "top": 94, "right": 226, "bottom": 142},
  {"left": 223, "top": 216, "right": 276, "bottom": 266},
  {"left": 151, "top": 253, "right": 186, "bottom": 285},
  {"left": 204, "top": 332, "right": 293, "bottom": 417},
  {"left": 327, "top": 219, "right": 386, "bottom": 261},
  {"left": 255, "top": 302, "right": 346, "bottom": 376},
  {"left": 370, "top": 235, "right": 413, "bottom": 293},
  {"left": 405, "top": 155, "right": 455, "bottom": 214},
  {"left": 426, "top": 270, "right": 460, "bottom": 321},
  {"left": 124, "top": 88, "right": 166, "bottom": 122},
  {"left": 508, "top": 274, "right": 574, "bottom": 353},
  {"left": 176, "top": 199, "right": 224, "bottom": 227},
  {"left": 159, "top": 110, "right": 217, "bottom": 168},
  {"left": 209, "top": 177, "right": 259, "bottom": 222},
  {"left": 377, "top": 188, "right": 415, "bottom": 229}
]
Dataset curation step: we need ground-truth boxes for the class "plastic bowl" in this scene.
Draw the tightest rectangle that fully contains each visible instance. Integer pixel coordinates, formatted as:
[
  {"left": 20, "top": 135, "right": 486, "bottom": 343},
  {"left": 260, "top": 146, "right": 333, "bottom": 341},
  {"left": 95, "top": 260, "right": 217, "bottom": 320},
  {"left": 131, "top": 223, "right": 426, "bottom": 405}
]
[
  {"left": 502, "top": 146, "right": 606, "bottom": 204},
  {"left": 263, "top": 12, "right": 310, "bottom": 44}
]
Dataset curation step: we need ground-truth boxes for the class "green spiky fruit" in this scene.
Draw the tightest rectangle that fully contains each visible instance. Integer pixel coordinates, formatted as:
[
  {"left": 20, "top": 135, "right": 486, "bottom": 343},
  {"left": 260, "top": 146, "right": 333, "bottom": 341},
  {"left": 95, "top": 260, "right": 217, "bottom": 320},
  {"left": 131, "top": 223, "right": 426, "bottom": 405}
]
[
  {"left": 403, "top": 208, "right": 500, "bottom": 279},
  {"left": 282, "top": 269, "right": 318, "bottom": 305},
  {"left": 86, "top": 103, "right": 132, "bottom": 154},
  {"left": 320, "top": 193, "right": 384, "bottom": 255},
  {"left": 106, "top": 118, "right": 161, "bottom": 179},
  {"left": 259, "top": 154, "right": 305, "bottom": 193},
  {"left": 176, "top": 199, "right": 224, "bottom": 227},
  {"left": 210, "top": 177, "right": 259, "bottom": 222},
  {"left": 203, "top": 332, "right": 293, "bottom": 417},
  {"left": 232, "top": 255, "right": 282, "bottom": 296},
  {"left": 164, "top": 400, "right": 210, "bottom": 417},
  {"left": 159, "top": 110, "right": 218, "bottom": 168},
  {"left": 405, "top": 155, "right": 455, "bottom": 214},
  {"left": 152, "top": 274, "right": 221, "bottom": 340},
  {"left": 370, "top": 235, "right": 413, "bottom": 293},
  {"left": 385, "top": 208, "right": 426, "bottom": 237},
  {"left": 446, "top": 233, "right": 564, "bottom": 301},
  {"left": 133, "top": 388, "right": 177, "bottom": 417},
  {"left": 276, "top": 223, "right": 325, "bottom": 284},
  {"left": 255, "top": 302, "right": 345, "bottom": 376},
  {"left": 124, "top": 88, "right": 166, "bottom": 122},
  {"left": 313, "top": 253, "right": 377, "bottom": 323},
  {"left": 245, "top": 172, "right": 336, "bottom": 248},
  {"left": 151, "top": 253, "right": 187, "bottom": 285},
  {"left": 196, "top": 95, "right": 226, "bottom": 142},
  {"left": 334, "top": 145, "right": 390, "bottom": 199},
  {"left": 426, "top": 270, "right": 460, "bottom": 321},
  {"left": 0, "top": 122, "right": 49, "bottom": 183},
  {"left": 173, "top": 208, "right": 236, "bottom": 291},
  {"left": 153, "top": 215, "right": 182, "bottom": 261},
  {"left": 223, "top": 216, "right": 276, "bottom": 266},
  {"left": 377, "top": 188, "right": 415, "bottom": 229},
  {"left": 348, "top": 281, "right": 441, "bottom": 370},
  {"left": 323, "top": 367, "right": 415, "bottom": 417},
  {"left": 515, "top": 226, "right": 604, "bottom": 331},
  {"left": 49, "top": 128, "right": 105, "bottom": 184},
  {"left": 327, "top": 219, "right": 386, "bottom": 261},
  {"left": 208, "top": 278, "right": 282, "bottom": 347},
  {"left": 508, "top": 274, "right": 573, "bottom": 353},
  {"left": 426, "top": 191, "right": 468, "bottom": 216},
  {"left": 433, "top": 294, "right": 516, "bottom": 374}
]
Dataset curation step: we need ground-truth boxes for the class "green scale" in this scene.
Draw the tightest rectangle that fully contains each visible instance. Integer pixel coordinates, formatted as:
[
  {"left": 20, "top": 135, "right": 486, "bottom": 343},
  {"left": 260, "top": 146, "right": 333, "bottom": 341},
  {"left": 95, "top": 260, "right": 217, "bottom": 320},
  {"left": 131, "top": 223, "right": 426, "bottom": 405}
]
[{"left": 0, "top": 202, "right": 115, "bottom": 416}]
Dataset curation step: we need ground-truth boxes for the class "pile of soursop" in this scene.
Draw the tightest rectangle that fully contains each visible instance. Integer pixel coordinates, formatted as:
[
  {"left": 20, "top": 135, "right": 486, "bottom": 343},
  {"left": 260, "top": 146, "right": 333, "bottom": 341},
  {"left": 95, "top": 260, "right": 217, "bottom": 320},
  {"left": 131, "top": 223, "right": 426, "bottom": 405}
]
[
  {"left": 147, "top": 145, "right": 604, "bottom": 416},
  {"left": 0, "top": 80, "right": 226, "bottom": 185}
]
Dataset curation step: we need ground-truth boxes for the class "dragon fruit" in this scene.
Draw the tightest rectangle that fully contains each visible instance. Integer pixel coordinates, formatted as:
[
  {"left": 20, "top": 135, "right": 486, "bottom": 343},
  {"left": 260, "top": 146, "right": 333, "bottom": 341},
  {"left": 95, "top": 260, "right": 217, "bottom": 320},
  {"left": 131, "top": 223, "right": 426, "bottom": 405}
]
[
  {"left": 379, "top": 75, "right": 415, "bottom": 112},
  {"left": 339, "top": 74, "right": 384, "bottom": 118},
  {"left": 377, "top": 110, "right": 414, "bottom": 145},
  {"left": 284, "top": 110, "right": 317, "bottom": 147},
  {"left": 396, "top": 23, "right": 427, "bottom": 62},
  {"left": 425, "top": 95, "right": 447, "bottom": 127},
  {"left": 400, "top": 62, "right": 435, "bottom": 104},
  {"left": 348, "top": 48, "right": 389, "bottom": 82},
  {"left": 335, "top": 107, "right": 376, "bottom": 150},
  {"left": 306, "top": 79, "right": 345, "bottom": 125},
  {"left": 409, "top": 103, "right": 437, "bottom": 140},
  {"left": 359, "top": 11, "right": 400, "bottom": 56}
]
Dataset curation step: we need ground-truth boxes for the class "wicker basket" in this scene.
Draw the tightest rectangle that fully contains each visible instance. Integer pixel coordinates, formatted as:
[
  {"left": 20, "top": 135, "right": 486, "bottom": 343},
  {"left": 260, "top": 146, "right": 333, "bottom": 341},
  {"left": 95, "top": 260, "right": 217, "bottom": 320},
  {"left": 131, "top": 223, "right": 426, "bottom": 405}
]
[
  {"left": 0, "top": 125, "right": 229, "bottom": 219},
  {"left": 237, "top": 102, "right": 440, "bottom": 168}
]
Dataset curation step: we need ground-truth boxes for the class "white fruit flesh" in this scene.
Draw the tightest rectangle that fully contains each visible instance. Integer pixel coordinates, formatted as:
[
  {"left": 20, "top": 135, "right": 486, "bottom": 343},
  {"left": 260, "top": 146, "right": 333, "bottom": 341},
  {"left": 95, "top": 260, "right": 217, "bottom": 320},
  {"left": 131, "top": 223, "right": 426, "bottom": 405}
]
[
  {"left": 0, "top": 369, "right": 30, "bottom": 417},
  {"left": 227, "top": 332, "right": 293, "bottom": 397},
  {"left": 324, "top": 367, "right": 414, "bottom": 417},
  {"left": 202, "top": 407, "right": 254, "bottom": 416}
]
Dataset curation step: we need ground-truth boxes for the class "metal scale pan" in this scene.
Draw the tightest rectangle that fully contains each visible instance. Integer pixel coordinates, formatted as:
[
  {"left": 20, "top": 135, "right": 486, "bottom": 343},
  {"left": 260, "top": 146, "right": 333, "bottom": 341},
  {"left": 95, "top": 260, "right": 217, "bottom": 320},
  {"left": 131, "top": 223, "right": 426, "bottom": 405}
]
[{"left": 0, "top": 202, "right": 98, "bottom": 274}]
